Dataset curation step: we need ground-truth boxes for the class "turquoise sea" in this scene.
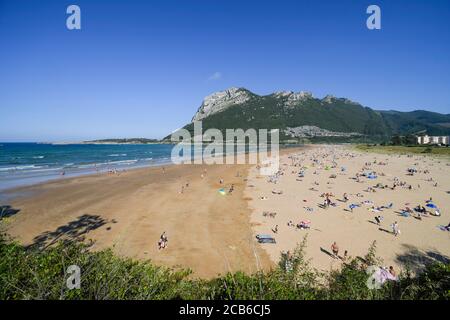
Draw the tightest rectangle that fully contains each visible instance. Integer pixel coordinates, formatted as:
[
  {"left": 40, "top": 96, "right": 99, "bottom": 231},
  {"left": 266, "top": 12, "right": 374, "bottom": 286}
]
[{"left": 0, "top": 143, "right": 175, "bottom": 191}]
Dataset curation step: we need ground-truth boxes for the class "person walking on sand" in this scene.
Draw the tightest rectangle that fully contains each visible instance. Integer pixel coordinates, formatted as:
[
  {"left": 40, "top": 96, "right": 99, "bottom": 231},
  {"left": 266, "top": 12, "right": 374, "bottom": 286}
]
[
  {"left": 375, "top": 215, "right": 383, "bottom": 226},
  {"left": 342, "top": 250, "right": 348, "bottom": 262},
  {"left": 343, "top": 193, "right": 349, "bottom": 202},
  {"left": 392, "top": 221, "right": 400, "bottom": 236},
  {"left": 158, "top": 232, "right": 168, "bottom": 250},
  {"left": 331, "top": 242, "right": 339, "bottom": 258}
]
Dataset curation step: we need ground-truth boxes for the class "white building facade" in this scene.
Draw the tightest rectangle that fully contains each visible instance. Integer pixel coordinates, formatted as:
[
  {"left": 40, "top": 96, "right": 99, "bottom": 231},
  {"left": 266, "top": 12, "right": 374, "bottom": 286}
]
[{"left": 417, "top": 135, "right": 449, "bottom": 145}]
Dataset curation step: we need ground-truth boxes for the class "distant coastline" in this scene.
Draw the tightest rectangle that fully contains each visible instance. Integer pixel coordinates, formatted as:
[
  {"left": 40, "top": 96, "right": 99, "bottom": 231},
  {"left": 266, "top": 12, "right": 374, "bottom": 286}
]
[{"left": 51, "top": 138, "right": 166, "bottom": 145}]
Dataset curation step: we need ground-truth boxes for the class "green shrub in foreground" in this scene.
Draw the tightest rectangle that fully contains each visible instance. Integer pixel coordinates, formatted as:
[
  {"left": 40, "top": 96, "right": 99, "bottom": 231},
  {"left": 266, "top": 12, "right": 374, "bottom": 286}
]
[{"left": 0, "top": 233, "right": 448, "bottom": 300}]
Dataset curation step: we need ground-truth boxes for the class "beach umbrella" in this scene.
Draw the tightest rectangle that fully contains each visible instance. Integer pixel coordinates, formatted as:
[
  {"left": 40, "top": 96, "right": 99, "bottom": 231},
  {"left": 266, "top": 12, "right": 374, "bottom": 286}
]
[
  {"left": 426, "top": 203, "right": 437, "bottom": 209},
  {"left": 349, "top": 204, "right": 358, "bottom": 209},
  {"left": 367, "top": 175, "right": 377, "bottom": 179},
  {"left": 218, "top": 188, "right": 226, "bottom": 196}
]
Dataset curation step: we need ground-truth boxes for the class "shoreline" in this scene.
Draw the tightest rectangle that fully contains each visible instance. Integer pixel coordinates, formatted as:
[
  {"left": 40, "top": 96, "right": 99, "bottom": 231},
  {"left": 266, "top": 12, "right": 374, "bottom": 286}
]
[
  {"left": 1, "top": 144, "right": 304, "bottom": 199},
  {"left": 0, "top": 159, "right": 175, "bottom": 200}
]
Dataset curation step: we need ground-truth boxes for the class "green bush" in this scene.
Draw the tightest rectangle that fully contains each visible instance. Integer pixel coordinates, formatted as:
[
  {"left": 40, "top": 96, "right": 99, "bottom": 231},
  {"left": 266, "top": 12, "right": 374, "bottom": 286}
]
[
  {"left": 422, "top": 147, "right": 433, "bottom": 153},
  {"left": 0, "top": 233, "right": 448, "bottom": 300}
]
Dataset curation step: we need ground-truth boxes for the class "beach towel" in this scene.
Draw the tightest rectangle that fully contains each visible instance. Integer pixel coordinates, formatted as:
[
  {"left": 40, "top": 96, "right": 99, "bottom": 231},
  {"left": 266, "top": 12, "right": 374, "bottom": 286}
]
[
  {"left": 400, "top": 211, "right": 410, "bottom": 217},
  {"left": 378, "top": 267, "right": 398, "bottom": 282},
  {"left": 367, "top": 267, "right": 397, "bottom": 288}
]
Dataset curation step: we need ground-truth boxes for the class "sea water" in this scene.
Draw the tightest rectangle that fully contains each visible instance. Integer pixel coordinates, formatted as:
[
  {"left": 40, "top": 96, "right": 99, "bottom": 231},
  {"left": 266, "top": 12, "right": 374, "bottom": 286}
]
[{"left": 0, "top": 143, "right": 175, "bottom": 191}]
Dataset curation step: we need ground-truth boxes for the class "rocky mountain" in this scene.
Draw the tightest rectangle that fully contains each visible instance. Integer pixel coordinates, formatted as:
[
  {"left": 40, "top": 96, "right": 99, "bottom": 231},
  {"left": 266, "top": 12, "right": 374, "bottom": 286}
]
[
  {"left": 192, "top": 87, "right": 254, "bottom": 121},
  {"left": 174, "top": 87, "right": 450, "bottom": 141}
]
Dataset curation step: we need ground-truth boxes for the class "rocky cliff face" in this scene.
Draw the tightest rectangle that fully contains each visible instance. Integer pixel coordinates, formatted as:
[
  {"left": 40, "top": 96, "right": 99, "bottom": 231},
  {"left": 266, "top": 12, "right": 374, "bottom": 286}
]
[
  {"left": 322, "top": 94, "right": 359, "bottom": 105},
  {"left": 192, "top": 88, "right": 320, "bottom": 121},
  {"left": 191, "top": 87, "right": 253, "bottom": 121},
  {"left": 276, "top": 91, "right": 314, "bottom": 108}
]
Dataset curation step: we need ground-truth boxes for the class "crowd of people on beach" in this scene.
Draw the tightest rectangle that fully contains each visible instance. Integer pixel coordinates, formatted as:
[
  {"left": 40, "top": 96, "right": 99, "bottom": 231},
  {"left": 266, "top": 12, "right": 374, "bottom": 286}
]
[{"left": 253, "top": 146, "right": 449, "bottom": 279}]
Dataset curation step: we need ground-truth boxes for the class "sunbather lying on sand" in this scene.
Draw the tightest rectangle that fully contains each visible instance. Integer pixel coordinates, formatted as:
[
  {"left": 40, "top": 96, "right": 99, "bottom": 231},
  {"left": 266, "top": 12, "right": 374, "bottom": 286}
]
[{"left": 262, "top": 211, "right": 277, "bottom": 218}]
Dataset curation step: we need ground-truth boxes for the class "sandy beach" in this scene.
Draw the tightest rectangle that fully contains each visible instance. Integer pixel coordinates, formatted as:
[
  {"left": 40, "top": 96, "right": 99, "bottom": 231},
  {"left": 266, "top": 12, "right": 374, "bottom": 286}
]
[
  {"left": 2, "top": 162, "right": 274, "bottom": 278},
  {"left": 247, "top": 145, "right": 450, "bottom": 273},
  {"left": 2, "top": 145, "right": 450, "bottom": 278}
]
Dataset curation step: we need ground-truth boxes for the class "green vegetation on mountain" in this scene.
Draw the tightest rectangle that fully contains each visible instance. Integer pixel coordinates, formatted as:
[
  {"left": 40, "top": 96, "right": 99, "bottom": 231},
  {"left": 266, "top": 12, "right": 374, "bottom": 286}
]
[
  {"left": 0, "top": 233, "right": 448, "bottom": 300},
  {"left": 185, "top": 96, "right": 387, "bottom": 137},
  {"left": 380, "top": 110, "right": 450, "bottom": 136}
]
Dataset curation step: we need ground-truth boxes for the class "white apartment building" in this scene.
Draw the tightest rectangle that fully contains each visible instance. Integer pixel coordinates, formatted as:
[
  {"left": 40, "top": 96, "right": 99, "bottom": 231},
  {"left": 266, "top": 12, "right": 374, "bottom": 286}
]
[{"left": 417, "top": 135, "right": 449, "bottom": 145}]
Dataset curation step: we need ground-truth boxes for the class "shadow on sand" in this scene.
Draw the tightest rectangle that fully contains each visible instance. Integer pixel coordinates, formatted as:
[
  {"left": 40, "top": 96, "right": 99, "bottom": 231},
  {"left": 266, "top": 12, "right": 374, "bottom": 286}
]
[
  {"left": 0, "top": 205, "right": 21, "bottom": 219},
  {"left": 395, "top": 244, "right": 450, "bottom": 273},
  {"left": 378, "top": 227, "right": 392, "bottom": 234},
  {"left": 28, "top": 214, "right": 113, "bottom": 250},
  {"left": 320, "top": 247, "right": 335, "bottom": 258}
]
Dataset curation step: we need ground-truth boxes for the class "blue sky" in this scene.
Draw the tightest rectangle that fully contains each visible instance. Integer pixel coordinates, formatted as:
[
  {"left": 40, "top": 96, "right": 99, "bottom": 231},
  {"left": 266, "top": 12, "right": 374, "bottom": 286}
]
[{"left": 0, "top": 0, "right": 449, "bottom": 141}]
